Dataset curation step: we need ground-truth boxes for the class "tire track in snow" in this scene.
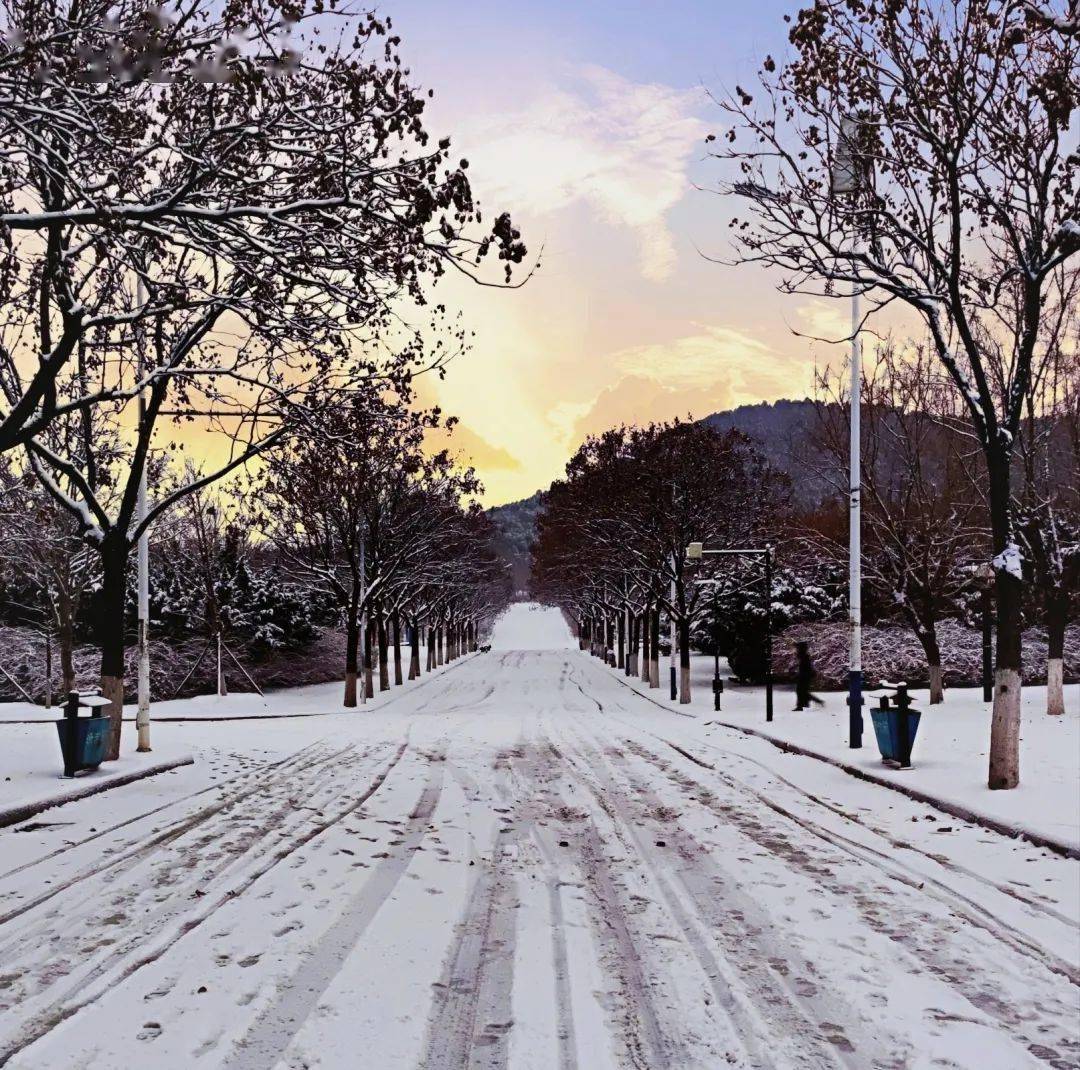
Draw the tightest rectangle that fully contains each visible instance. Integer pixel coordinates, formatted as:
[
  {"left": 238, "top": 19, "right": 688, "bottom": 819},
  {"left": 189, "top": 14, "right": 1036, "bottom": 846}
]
[
  {"left": 512, "top": 737, "right": 685, "bottom": 1070},
  {"left": 576, "top": 656, "right": 1077, "bottom": 932},
  {"left": 551, "top": 728, "right": 866, "bottom": 1070},
  {"left": 614, "top": 738, "right": 1080, "bottom": 1070},
  {"left": 420, "top": 827, "right": 520, "bottom": 1070},
  {"left": 0, "top": 742, "right": 365, "bottom": 989},
  {"left": 497, "top": 738, "right": 580, "bottom": 1070},
  {"left": 573, "top": 662, "right": 1079, "bottom": 980},
  {"left": 0, "top": 741, "right": 326, "bottom": 884},
  {"left": 0, "top": 741, "right": 350, "bottom": 931},
  {"left": 225, "top": 749, "right": 447, "bottom": 1070},
  {"left": 641, "top": 735, "right": 1080, "bottom": 986},
  {"left": 0, "top": 739, "right": 411, "bottom": 1069}
]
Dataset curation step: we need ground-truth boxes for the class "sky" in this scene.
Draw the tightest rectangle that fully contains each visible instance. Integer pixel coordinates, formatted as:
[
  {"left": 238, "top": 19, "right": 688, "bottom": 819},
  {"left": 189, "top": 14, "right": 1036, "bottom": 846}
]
[{"left": 386, "top": 2, "right": 855, "bottom": 505}]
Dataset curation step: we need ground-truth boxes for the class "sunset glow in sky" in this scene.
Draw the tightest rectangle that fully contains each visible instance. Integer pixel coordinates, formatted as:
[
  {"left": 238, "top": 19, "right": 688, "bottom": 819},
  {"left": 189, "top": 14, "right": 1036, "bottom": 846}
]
[{"left": 390, "top": 2, "right": 855, "bottom": 505}]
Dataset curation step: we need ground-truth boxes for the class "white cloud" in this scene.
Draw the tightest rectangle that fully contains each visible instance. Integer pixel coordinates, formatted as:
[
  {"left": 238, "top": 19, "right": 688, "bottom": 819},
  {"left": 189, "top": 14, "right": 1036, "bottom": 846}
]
[
  {"left": 794, "top": 300, "right": 851, "bottom": 344},
  {"left": 461, "top": 65, "right": 706, "bottom": 282},
  {"left": 613, "top": 324, "right": 776, "bottom": 387}
]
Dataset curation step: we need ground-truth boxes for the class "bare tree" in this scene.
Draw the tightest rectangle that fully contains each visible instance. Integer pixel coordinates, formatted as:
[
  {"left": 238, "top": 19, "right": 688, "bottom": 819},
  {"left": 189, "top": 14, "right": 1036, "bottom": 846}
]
[
  {"left": 0, "top": 456, "right": 98, "bottom": 699},
  {"left": 0, "top": 1, "right": 527, "bottom": 452},
  {"left": 1, "top": 2, "right": 527, "bottom": 750},
  {"left": 812, "top": 345, "right": 988, "bottom": 702},
  {"left": 714, "top": 0, "right": 1078, "bottom": 787},
  {"left": 533, "top": 421, "right": 789, "bottom": 702},
  {"left": 1016, "top": 344, "right": 1080, "bottom": 714},
  {"left": 258, "top": 388, "right": 484, "bottom": 707}
]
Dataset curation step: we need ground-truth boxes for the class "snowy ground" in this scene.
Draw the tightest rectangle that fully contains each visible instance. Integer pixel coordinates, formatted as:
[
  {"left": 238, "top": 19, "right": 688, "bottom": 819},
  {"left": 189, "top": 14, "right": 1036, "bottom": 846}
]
[
  {"left": 613, "top": 652, "right": 1079, "bottom": 853},
  {"left": 0, "top": 604, "right": 1077, "bottom": 1069}
]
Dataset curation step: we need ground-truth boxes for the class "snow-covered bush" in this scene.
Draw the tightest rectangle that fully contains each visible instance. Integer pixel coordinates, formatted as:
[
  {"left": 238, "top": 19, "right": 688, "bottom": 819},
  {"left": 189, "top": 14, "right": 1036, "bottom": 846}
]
[{"left": 773, "top": 619, "right": 1079, "bottom": 689}]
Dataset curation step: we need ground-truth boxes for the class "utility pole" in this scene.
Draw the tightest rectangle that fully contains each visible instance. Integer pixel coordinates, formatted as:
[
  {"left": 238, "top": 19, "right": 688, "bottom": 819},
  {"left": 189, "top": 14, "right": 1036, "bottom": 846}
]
[
  {"left": 135, "top": 272, "right": 151, "bottom": 752},
  {"left": 832, "top": 113, "right": 867, "bottom": 750},
  {"left": 847, "top": 236, "right": 863, "bottom": 748},
  {"left": 359, "top": 535, "right": 367, "bottom": 704},
  {"left": 764, "top": 546, "right": 774, "bottom": 722},
  {"left": 669, "top": 564, "right": 677, "bottom": 701}
]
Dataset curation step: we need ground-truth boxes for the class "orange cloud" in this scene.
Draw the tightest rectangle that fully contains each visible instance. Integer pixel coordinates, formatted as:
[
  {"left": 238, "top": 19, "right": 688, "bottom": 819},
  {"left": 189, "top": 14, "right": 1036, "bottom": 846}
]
[
  {"left": 428, "top": 421, "right": 523, "bottom": 475},
  {"left": 565, "top": 374, "right": 735, "bottom": 448}
]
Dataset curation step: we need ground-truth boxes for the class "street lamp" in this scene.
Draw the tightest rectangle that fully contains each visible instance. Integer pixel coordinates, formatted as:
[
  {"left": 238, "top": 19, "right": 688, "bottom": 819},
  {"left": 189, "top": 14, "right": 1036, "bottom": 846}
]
[
  {"left": 831, "top": 112, "right": 873, "bottom": 751},
  {"left": 687, "top": 542, "right": 774, "bottom": 722}
]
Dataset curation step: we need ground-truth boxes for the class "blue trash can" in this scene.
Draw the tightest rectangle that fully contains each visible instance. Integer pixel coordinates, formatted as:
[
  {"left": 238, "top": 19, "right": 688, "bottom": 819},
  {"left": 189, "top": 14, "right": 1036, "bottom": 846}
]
[
  {"left": 56, "top": 691, "right": 113, "bottom": 777},
  {"left": 869, "top": 684, "right": 920, "bottom": 768}
]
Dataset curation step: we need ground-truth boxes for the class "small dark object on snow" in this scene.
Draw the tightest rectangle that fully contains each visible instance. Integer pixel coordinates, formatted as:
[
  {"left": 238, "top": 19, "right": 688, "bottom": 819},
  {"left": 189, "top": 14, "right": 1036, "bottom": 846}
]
[
  {"left": 793, "top": 643, "right": 824, "bottom": 710},
  {"left": 655, "top": 840, "right": 667, "bottom": 847},
  {"left": 558, "top": 839, "right": 569, "bottom": 847},
  {"left": 197, "top": 986, "right": 207, "bottom": 994},
  {"left": 480, "top": 644, "right": 491, "bottom": 653}
]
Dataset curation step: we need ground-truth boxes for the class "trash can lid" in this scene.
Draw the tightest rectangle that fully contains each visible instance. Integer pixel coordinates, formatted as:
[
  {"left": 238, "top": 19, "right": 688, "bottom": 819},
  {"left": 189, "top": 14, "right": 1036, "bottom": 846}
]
[{"left": 78, "top": 695, "right": 113, "bottom": 708}]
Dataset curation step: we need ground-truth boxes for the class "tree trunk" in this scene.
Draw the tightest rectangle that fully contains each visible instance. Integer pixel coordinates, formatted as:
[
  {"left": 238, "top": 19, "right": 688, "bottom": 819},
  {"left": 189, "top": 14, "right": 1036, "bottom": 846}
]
[
  {"left": 409, "top": 617, "right": 421, "bottom": 679},
  {"left": 377, "top": 609, "right": 389, "bottom": 691},
  {"left": 363, "top": 614, "right": 374, "bottom": 699},
  {"left": 913, "top": 623, "right": 944, "bottom": 705},
  {"left": 649, "top": 607, "right": 660, "bottom": 689},
  {"left": 988, "top": 456, "right": 1023, "bottom": 790},
  {"left": 97, "top": 536, "right": 128, "bottom": 761},
  {"left": 1046, "top": 588, "right": 1067, "bottom": 716},
  {"left": 344, "top": 600, "right": 360, "bottom": 708},
  {"left": 44, "top": 630, "right": 52, "bottom": 709},
  {"left": 426, "top": 626, "right": 435, "bottom": 671},
  {"left": 635, "top": 604, "right": 643, "bottom": 682},
  {"left": 392, "top": 612, "right": 403, "bottom": 686},
  {"left": 58, "top": 592, "right": 75, "bottom": 696},
  {"left": 679, "top": 617, "right": 691, "bottom": 704}
]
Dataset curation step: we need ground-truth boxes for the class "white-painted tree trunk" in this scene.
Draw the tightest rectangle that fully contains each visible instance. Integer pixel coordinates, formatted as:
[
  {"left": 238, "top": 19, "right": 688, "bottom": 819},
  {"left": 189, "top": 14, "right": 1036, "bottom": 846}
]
[
  {"left": 928, "top": 664, "right": 944, "bottom": 705},
  {"left": 988, "top": 668, "right": 1021, "bottom": 789},
  {"left": 217, "top": 633, "right": 227, "bottom": 697},
  {"left": 1047, "top": 658, "right": 1064, "bottom": 716}
]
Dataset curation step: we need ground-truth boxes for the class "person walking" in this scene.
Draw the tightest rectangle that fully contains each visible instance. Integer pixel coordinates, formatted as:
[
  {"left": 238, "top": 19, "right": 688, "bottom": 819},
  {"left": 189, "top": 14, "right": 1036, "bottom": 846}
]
[{"left": 794, "top": 641, "right": 824, "bottom": 711}]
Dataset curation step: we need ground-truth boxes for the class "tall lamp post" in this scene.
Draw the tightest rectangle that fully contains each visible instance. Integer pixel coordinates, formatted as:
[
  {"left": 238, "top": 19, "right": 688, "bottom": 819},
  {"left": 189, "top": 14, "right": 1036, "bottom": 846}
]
[
  {"left": 832, "top": 113, "right": 871, "bottom": 750},
  {"left": 687, "top": 542, "right": 774, "bottom": 722},
  {"left": 135, "top": 272, "right": 151, "bottom": 752}
]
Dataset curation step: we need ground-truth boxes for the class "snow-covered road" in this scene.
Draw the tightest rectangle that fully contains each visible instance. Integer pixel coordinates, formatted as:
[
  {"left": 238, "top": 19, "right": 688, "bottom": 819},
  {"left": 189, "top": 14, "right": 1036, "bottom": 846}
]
[{"left": 1, "top": 604, "right": 1077, "bottom": 1069}]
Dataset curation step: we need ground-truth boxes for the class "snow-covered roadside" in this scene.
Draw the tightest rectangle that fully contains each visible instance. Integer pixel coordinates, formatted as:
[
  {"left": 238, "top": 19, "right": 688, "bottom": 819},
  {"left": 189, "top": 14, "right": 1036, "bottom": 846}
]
[
  {"left": 596, "top": 651, "right": 1080, "bottom": 855},
  {"left": 0, "top": 642, "right": 461, "bottom": 723},
  {"left": 0, "top": 733, "right": 194, "bottom": 828},
  {"left": 0, "top": 647, "right": 476, "bottom": 826},
  {"left": 3, "top": 608, "right": 1076, "bottom": 1070}
]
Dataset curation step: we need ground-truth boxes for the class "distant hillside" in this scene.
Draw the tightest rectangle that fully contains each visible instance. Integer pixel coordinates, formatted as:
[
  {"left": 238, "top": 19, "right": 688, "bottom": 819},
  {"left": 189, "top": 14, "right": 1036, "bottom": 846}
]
[
  {"left": 702, "top": 399, "right": 834, "bottom": 507},
  {"left": 487, "top": 491, "right": 543, "bottom": 594}
]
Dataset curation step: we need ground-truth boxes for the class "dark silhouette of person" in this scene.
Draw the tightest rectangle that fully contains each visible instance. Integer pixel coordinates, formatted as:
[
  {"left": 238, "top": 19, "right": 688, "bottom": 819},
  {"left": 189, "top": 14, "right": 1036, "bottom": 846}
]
[{"left": 794, "top": 641, "right": 824, "bottom": 710}]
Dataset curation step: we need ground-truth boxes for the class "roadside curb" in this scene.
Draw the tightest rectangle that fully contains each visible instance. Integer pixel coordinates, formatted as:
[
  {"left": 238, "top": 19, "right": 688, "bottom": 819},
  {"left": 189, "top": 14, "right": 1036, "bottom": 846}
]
[
  {"left": 596, "top": 656, "right": 1080, "bottom": 862},
  {"left": 0, "top": 755, "right": 195, "bottom": 830}
]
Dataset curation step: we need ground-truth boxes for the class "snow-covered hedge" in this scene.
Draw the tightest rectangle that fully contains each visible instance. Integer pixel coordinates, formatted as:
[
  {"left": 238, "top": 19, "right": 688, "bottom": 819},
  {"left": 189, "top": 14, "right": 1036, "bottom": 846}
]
[
  {"left": 772, "top": 619, "right": 1079, "bottom": 689},
  {"left": 0, "top": 625, "right": 347, "bottom": 704}
]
